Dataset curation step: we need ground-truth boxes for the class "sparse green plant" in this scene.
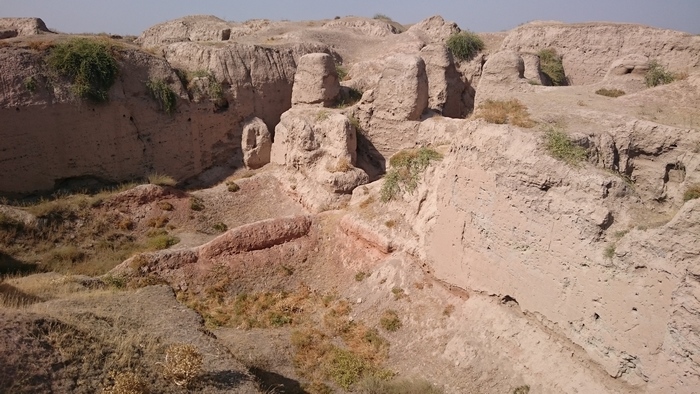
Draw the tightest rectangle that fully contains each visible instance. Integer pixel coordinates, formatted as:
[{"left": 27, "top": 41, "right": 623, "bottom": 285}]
[
  {"left": 226, "top": 181, "right": 240, "bottom": 192},
  {"left": 102, "top": 274, "right": 127, "bottom": 289},
  {"left": 380, "top": 147, "right": 442, "bottom": 202},
  {"left": 379, "top": 310, "right": 401, "bottom": 332},
  {"left": 46, "top": 38, "right": 118, "bottom": 102},
  {"left": 163, "top": 343, "right": 203, "bottom": 387},
  {"left": 683, "top": 184, "right": 700, "bottom": 201},
  {"left": 190, "top": 196, "right": 205, "bottom": 211},
  {"left": 645, "top": 60, "right": 675, "bottom": 87},
  {"left": 475, "top": 99, "right": 535, "bottom": 128},
  {"left": 355, "top": 271, "right": 368, "bottom": 281},
  {"left": 544, "top": 127, "right": 587, "bottom": 166},
  {"left": 538, "top": 48, "right": 566, "bottom": 86},
  {"left": 146, "top": 79, "right": 177, "bottom": 114},
  {"left": 335, "top": 87, "right": 363, "bottom": 108},
  {"left": 604, "top": 244, "right": 616, "bottom": 259},
  {"left": 595, "top": 88, "right": 626, "bottom": 98},
  {"left": 348, "top": 115, "right": 362, "bottom": 132},
  {"left": 358, "top": 376, "right": 444, "bottom": 394},
  {"left": 24, "top": 76, "right": 37, "bottom": 93},
  {"left": 446, "top": 31, "right": 485, "bottom": 61},
  {"left": 327, "top": 348, "right": 370, "bottom": 390},
  {"left": 147, "top": 173, "right": 177, "bottom": 187}
]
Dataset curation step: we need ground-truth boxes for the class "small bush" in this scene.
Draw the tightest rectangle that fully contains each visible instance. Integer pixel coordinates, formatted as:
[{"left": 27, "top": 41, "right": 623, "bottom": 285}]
[
  {"left": 46, "top": 38, "right": 118, "bottom": 102},
  {"left": 327, "top": 348, "right": 370, "bottom": 390},
  {"left": 683, "top": 184, "right": 700, "bottom": 201},
  {"left": 645, "top": 60, "right": 675, "bottom": 87},
  {"left": 373, "top": 14, "right": 392, "bottom": 21},
  {"left": 379, "top": 310, "right": 401, "bottom": 332},
  {"left": 146, "top": 79, "right": 177, "bottom": 114},
  {"left": 475, "top": 99, "right": 535, "bottom": 128},
  {"left": 391, "top": 287, "right": 405, "bottom": 300},
  {"left": 544, "top": 128, "right": 587, "bottom": 166},
  {"left": 513, "top": 385, "right": 531, "bottom": 394},
  {"left": 163, "top": 343, "right": 203, "bottom": 387},
  {"left": 336, "top": 63, "right": 348, "bottom": 81},
  {"left": 212, "top": 222, "right": 228, "bottom": 233},
  {"left": 603, "top": 244, "right": 616, "bottom": 259},
  {"left": 595, "top": 88, "right": 625, "bottom": 98},
  {"left": 446, "top": 31, "right": 484, "bottom": 61},
  {"left": 538, "top": 48, "right": 566, "bottom": 86},
  {"left": 355, "top": 271, "right": 368, "bottom": 281},
  {"left": 147, "top": 173, "right": 177, "bottom": 187},
  {"left": 157, "top": 201, "right": 174, "bottom": 211},
  {"left": 24, "top": 76, "right": 37, "bottom": 93},
  {"left": 380, "top": 147, "right": 442, "bottom": 202},
  {"left": 226, "top": 181, "right": 240, "bottom": 192}
]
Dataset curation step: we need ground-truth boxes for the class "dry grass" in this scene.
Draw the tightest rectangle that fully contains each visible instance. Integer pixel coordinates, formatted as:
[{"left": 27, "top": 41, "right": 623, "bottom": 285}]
[
  {"left": 683, "top": 184, "right": 700, "bottom": 202},
  {"left": 474, "top": 99, "right": 535, "bottom": 128},
  {"left": 147, "top": 173, "right": 177, "bottom": 187},
  {"left": 103, "top": 371, "right": 149, "bottom": 394},
  {"left": 595, "top": 88, "right": 626, "bottom": 98},
  {"left": 326, "top": 157, "right": 353, "bottom": 173},
  {"left": 358, "top": 376, "right": 444, "bottom": 394},
  {"left": 163, "top": 343, "right": 203, "bottom": 387},
  {"left": 379, "top": 310, "right": 402, "bottom": 332},
  {"left": 544, "top": 127, "right": 588, "bottom": 166}
]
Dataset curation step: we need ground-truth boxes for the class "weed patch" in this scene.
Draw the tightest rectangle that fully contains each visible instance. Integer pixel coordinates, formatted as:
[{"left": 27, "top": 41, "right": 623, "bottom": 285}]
[
  {"left": 604, "top": 244, "right": 616, "bottom": 259},
  {"left": 190, "top": 196, "right": 205, "bottom": 211},
  {"left": 544, "top": 127, "right": 587, "bottom": 166},
  {"left": 475, "top": 99, "right": 535, "bottom": 128},
  {"left": 163, "top": 343, "right": 203, "bottom": 387},
  {"left": 46, "top": 38, "right": 118, "bottom": 102},
  {"left": 538, "top": 48, "right": 566, "bottom": 86},
  {"left": 146, "top": 79, "right": 177, "bottom": 114},
  {"left": 446, "top": 31, "right": 484, "bottom": 61},
  {"left": 147, "top": 173, "right": 177, "bottom": 187},
  {"left": 380, "top": 147, "right": 442, "bottom": 202}
]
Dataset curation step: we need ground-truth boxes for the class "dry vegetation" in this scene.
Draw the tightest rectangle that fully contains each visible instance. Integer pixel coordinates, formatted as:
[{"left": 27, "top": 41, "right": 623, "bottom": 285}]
[{"left": 474, "top": 99, "right": 535, "bottom": 128}]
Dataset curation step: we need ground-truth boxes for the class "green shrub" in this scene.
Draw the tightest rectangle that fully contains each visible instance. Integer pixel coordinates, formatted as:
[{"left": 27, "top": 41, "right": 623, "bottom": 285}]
[
  {"left": 46, "top": 38, "right": 118, "bottom": 102},
  {"left": 683, "top": 184, "right": 700, "bottom": 202},
  {"left": 380, "top": 147, "right": 442, "bottom": 202},
  {"left": 446, "top": 31, "right": 484, "bottom": 61},
  {"left": 595, "top": 88, "right": 625, "bottom": 98},
  {"left": 146, "top": 79, "right": 177, "bottom": 114},
  {"left": 147, "top": 234, "right": 179, "bottom": 250},
  {"left": 538, "top": 48, "right": 566, "bottom": 86},
  {"left": 226, "top": 181, "right": 240, "bottom": 192},
  {"left": 327, "top": 348, "right": 369, "bottom": 390},
  {"left": 212, "top": 222, "right": 228, "bottom": 233},
  {"left": 544, "top": 128, "right": 587, "bottom": 166},
  {"left": 190, "top": 196, "right": 205, "bottom": 211},
  {"left": 645, "top": 60, "right": 675, "bottom": 87}
]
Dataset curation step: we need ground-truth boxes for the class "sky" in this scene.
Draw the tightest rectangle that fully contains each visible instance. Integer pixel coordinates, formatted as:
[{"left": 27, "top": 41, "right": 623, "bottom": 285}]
[{"left": 1, "top": 0, "right": 699, "bottom": 36}]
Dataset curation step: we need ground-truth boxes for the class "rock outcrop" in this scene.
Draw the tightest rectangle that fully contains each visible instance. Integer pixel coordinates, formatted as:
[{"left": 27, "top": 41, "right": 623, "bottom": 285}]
[
  {"left": 373, "top": 54, "right": 429, "bottom": 121},
  {"left": 291, "top": 53, "right": 340, "bottom": 107},
  {"left": 0, "top": 18, "right": 50, "bottom": 38},
  {"left": 135, "top": 15, "right": 233, "bottom": 48},
  {"left": 240, "top": 117, "right": 272, "bottom": 169}
]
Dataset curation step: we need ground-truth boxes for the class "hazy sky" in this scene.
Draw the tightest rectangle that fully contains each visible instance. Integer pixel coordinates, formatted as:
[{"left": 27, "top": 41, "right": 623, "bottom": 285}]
[{"left": 2, "top": 0, "right": 699, "bottom": 35}]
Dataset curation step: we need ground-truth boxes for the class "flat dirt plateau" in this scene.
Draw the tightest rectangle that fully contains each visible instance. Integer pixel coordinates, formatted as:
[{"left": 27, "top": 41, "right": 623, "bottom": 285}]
[{"left": 1, "top": 11, "right": 700, "bottom": 394}]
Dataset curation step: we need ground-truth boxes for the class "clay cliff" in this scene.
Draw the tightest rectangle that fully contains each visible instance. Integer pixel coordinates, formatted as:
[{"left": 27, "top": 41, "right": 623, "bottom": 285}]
[{"left": 1, "top": 13, "right": 700, "bottom": 394}]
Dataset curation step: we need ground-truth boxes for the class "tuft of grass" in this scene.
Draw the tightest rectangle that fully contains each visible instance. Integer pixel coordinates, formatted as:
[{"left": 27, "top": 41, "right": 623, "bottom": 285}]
[
  {"left": 538, "top": 48, "right": 566, "bottom": 86},
  {"left": 475, "top": 99, "right": 535, "bottom": 128},
  {"left": 595, "top": 88, "right": 625, "bottom": 98},
  {"left": 391, "top": 287, "right": 405, "bottom": 300},
  {"left": 544, "top": 127, "right": 587, "bottom": 166},
  {"left": 157, "top": 201, "right": 174, "bottom": 211},
  {"left": 513, "top": 385, "right": 531, "bottom": 394},
  {"left": 146, "top": 79, "right": 177, "bottom": 114},
  {"left": 645, "top": 60, "right": 675, "bottom": 87},
  {"left": 355, "top": 271, "right": 368, "bottom": 282},
  {"left": 335, "top": 87, "right": 363, "bottom": 108},
  {"left": 442, "top": 304, "right": 455, "bottom": 317},
  {"left": 147, "top": 173, "right": 177, "bottom": 187},
  {"left": 212, "top": 222, "right": 228, "bottom": 233},
  {"left": 379, "top": 310, "right": 402, "bottom": 332},
  {"left": 226, "top": 181, "right": 240, "bottom": 193},
  {"left": 163, "top": 344, "right": 203, "bottom": 387},
  {"left": 446, "top": 31, "right": 484, "bottom": 62},
  {"left": 46, "top": 38, "right": 118, "bottom": 102},
  {"left": 316, "top": 110, "right": 330, "bottom": 122},
  {"left": 326, "top": 157, "right": 353, "bottom": 173},
  {"left": 683, "top": 184, "right": 700, "bottom": 202},
  {"left": 380, "top": 147, "right": 442, "bottom": 202},
  {"left": 189, "top": 197, "right": 205, "bottom": 211}
]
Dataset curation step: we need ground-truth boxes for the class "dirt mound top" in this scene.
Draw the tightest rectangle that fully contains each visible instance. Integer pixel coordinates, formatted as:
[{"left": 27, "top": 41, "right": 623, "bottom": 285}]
[{"left": 0, "top": 17, "right": 50, "bottom": 39}]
